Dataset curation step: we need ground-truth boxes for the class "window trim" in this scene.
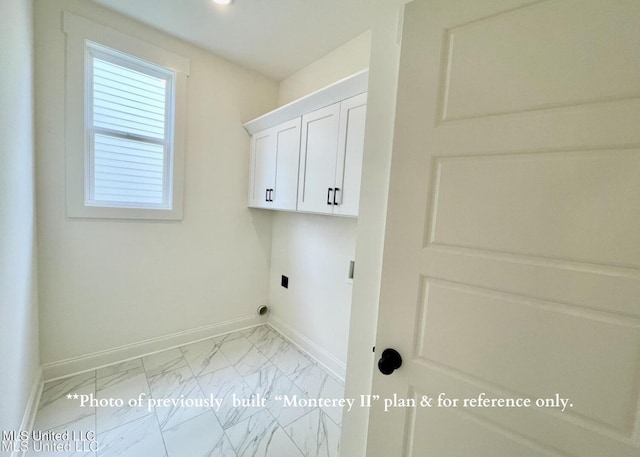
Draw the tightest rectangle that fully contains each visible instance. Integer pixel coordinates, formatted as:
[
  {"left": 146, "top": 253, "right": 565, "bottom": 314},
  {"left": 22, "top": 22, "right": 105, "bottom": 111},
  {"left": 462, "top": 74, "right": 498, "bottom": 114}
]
[{"left": 63, "top": 11, "right": 189, "bottom": 220}]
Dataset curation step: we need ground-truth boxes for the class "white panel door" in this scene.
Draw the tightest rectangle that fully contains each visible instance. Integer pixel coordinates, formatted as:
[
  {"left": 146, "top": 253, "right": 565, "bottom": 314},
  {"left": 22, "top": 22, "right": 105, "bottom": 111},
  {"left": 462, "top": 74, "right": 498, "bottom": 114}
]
[
  {"left": 334, "top": 92, "right": 367, "bottom": 217},
  {"left": 297, "top": 102, "right": 341, "bottom": 214},
  {"left": 367, "top": 1, "right": 640, "bottom": 457},
  {"left": 272, "top": 117, "right": 301, "bottom": 211},
  {"left": 248, "top": 129, "right": 276, "bottom": 208}
]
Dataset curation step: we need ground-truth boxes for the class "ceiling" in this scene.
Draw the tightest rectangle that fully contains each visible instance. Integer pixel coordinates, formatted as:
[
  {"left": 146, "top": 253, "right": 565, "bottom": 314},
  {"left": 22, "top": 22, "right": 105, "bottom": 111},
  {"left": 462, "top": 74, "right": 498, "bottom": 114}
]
[{"left": 90, "top": 0, "right": 377, "bottom": 81}]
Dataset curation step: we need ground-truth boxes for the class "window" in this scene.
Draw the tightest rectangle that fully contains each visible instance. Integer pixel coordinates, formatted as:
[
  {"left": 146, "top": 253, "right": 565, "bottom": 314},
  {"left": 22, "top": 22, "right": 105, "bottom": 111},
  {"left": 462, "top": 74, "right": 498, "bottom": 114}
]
[
  {"left": 86, "top": 42, "right": 175, "bottom": 210},
  {"left": 64, "top": 12, "right": 189, "bottom": 220}
]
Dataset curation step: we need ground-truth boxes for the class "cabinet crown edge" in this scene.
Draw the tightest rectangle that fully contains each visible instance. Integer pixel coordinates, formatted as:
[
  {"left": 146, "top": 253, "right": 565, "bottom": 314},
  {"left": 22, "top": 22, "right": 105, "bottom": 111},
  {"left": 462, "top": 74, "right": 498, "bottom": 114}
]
[{"left": 243, "top": 69, "right": 369, "bottom": 135}]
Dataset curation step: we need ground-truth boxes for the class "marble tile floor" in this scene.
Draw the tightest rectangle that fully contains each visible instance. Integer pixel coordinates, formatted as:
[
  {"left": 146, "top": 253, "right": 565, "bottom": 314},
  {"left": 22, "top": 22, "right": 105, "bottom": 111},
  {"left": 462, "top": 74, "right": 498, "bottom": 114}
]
[{"left": 27, "top": 325, "right": 344, "bottom": 457}]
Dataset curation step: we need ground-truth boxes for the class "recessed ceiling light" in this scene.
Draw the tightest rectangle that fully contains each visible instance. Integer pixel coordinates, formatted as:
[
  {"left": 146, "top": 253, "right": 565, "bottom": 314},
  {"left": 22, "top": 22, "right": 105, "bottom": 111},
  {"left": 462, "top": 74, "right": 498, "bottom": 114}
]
[{"left": 213, "top": 0, "right": 233, "bottom": 5}]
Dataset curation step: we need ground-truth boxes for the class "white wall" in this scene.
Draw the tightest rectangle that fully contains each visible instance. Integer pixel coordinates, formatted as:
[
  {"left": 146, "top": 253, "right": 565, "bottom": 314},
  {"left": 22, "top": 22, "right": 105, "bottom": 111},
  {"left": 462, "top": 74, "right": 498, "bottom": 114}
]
[
  {"left": 267, "top": 33, "right": 372, "bottom": 376},
  {"left": 269, "top": 213, "right": 356, "bottom": 374},
  {"left": 0, "top": 0, "right": 41, "bottom": 433},
  {"left": 278, "top": 31, "right": 371, "bottom": 106},
  {"left": 35, "top": 0, "right": 279, "bottom": 368}
]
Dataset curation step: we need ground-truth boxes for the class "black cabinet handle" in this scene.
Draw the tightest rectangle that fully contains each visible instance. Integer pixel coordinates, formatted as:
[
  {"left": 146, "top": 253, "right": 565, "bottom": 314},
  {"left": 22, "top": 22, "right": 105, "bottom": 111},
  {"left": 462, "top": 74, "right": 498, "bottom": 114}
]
[
  {"left": 378, "top": 348, "right": 402, "bottom": 375},
  {"left": 265, "top": 189, "right": 269, "bottom": 202},
  {"left": 268, "top": 189, "right": 273, "bottom": 202},
  {"left": 327, "top": 188, "right": 333, "bottom": 205},
  {"left": 333, "top": 187, "right": 340, "bottom": 206}
]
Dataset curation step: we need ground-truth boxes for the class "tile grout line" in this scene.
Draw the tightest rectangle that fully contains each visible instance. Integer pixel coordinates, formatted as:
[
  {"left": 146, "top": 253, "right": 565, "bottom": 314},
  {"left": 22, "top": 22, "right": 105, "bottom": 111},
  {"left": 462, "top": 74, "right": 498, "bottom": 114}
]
[
  {"left": 139, "top": 354, "right": 171, "bottom": 457},
  {"left": 186, "top": 338, "right": 242, "bottom": 453},
  {"left": 244, "top": 327, "right": 326, "bottom": 457},
  {"left": 220, "top": 329, "right": 291, "bottom": 455},
  {"left": 32, "top": 325, "right": 342, "bottom": 457},
  {"left": 175, "top": 338, "right": 230, "bottom": 450}
]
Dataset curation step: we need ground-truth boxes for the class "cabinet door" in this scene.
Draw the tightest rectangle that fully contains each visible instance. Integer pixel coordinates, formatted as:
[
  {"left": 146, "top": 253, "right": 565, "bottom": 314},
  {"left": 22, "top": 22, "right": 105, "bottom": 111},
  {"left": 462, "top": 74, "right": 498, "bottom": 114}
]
[
  {"left": 272, "top": 118, "right": 301, "bottom": 211},
  {"left": 333, "top": 92, "right": 367, "bottom": 217},
  {"left": 248, "top": 128, "right": 276, "bottom": 208},
  {"left": 297, "top": 102, "right": 341, "bottom": 214}
]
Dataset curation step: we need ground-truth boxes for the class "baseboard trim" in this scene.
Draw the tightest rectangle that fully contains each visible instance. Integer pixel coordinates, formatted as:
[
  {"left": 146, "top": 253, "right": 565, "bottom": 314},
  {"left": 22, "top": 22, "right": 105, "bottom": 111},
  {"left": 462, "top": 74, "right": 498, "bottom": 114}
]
[
  {"left": 41, "top": 315, "right": 266, "bottom": 381},
  {"left": 12, "top": 367, "right": 42, "bottom": 457},
  {"left": 268, "top": 316, "right": 346, "bottom": 381}
]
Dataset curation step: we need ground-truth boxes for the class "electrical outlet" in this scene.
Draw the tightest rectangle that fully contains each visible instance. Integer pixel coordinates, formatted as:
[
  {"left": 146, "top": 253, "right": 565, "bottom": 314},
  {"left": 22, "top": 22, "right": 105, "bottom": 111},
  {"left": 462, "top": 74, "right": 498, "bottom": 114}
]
[{"left": 281, "top": 275, "right": 289, "bottom": 288}]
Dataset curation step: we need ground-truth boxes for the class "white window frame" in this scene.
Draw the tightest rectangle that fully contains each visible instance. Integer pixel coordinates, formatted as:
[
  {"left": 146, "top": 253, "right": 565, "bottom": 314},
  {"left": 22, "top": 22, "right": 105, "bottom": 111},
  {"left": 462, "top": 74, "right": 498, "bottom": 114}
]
[
  {"left": 63, "top": 12, "right": 189, "bottom": 220},
  {"left": 85, "top": 42, "right": 176, "bottom": 210}
]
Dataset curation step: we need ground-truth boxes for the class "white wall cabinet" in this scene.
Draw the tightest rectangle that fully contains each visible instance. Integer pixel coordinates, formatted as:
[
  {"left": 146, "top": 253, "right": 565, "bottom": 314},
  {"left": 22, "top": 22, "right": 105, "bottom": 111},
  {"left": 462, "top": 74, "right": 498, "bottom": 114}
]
[
  {"left": 297, "top": 92, "right": 367, "bottom": 216},
  {"left": 297, "top": 102, "right": 341, "bottom": 214},
  {"left": 334, "top": 93, "right": 367, "bottom": 216},
  {"left": 244, "top": 70, "right": 368, "bottom": 217},
  {"left": 248, "top": 117, "right": 301, "bottom": 210}
]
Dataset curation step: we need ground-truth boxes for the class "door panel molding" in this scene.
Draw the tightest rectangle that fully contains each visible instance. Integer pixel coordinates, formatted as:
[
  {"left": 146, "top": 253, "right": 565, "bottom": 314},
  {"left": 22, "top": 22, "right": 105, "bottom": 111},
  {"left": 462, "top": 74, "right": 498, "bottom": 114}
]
[
  {"left": 426, "top": 149, "right": 640, "bottom": 269},
  {"left": 414, "top": 277, "right": 640, "bottom": 436},
  {"left": 439, "top": 0, "right": 640, "bottom": 122},
  {"left": 421, "top": 245, "right": 640, "bottom": 317}
]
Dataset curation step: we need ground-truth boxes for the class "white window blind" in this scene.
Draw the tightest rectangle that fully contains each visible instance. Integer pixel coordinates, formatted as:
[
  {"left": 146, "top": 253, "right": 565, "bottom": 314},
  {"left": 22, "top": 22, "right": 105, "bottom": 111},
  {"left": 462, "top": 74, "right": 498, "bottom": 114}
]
[{"left": 86, "top": 42, "right": 175, "bottom": 209}]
